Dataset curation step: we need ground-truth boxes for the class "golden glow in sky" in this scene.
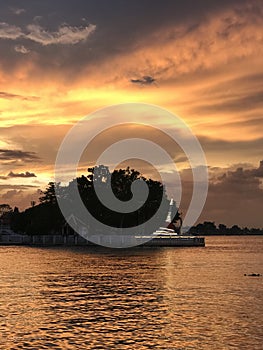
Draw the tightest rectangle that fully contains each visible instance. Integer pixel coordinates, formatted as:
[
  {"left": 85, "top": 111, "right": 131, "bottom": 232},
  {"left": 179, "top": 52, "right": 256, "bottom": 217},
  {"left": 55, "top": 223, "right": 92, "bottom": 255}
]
[{"left": 0, "top": 0, "right": 263, "bottom": 226}]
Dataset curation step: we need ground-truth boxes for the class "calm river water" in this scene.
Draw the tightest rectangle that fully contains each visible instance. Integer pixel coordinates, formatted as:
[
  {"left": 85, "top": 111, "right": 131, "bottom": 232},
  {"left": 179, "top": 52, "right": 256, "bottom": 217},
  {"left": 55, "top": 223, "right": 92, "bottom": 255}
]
[{"left": 0, "top": 236, "right": 262, "bottom": 349}]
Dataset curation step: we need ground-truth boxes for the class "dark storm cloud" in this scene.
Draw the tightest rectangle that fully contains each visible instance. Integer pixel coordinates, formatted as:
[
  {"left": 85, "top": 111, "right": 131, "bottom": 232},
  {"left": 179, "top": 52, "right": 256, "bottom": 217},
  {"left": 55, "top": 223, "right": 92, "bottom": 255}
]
[
  {"left": 0, "top": 149, "right": 40, "bottom": 162},
  {"left": 8, "top": 171, "right": 36, "bottom": 178},
  {"left": 202, "top": 161, "right": 263, "bottom": 226},
  {"left": 215, "top": 162, "right": 263, "bottom": 188},
  {"left": 0, "top": 171, "right": 36, "bottom": 179},
  {"left": 178, "top": 160, "right": 263, "bottom": 227},
  {"left": 0, "top": 0, "right": 250, "bottom": 75}
]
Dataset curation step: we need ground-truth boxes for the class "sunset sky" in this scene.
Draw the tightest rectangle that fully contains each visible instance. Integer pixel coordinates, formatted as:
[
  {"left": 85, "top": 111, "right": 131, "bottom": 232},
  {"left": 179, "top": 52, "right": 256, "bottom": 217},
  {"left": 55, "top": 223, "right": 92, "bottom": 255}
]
[{"left": 0, "top": 0, "right": 262, "bottom": 227}]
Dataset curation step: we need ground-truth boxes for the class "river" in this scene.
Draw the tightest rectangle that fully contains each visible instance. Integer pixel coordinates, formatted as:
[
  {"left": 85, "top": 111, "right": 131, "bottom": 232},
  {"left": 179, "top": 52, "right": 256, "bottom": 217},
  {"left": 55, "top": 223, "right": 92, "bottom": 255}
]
[{"left": 0, "top": 236, "right": 262, "bottom": 349}]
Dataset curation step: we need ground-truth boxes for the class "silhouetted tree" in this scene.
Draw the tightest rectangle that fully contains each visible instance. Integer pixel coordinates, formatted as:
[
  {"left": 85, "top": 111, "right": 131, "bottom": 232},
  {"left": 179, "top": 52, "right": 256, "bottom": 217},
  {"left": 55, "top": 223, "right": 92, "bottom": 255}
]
[
  {"left": 83, "top": 166, "right": 168, "bottom": 229},
  {"left": 11, "top": 166, "right": 171, "bottom": 235},
  {"left": 0, "top": 204, "right": 13, "bottom": 226},
  {"left": 229, "top": 225, "right": 242, "bottom": 235},
  {"left": 39, "top": 182, "right": 57, "bottom": 204},
  {"left": 218, "top": 224, "right": 227, "bottom": 234},
  {"left": 0, "top": 204, "right": 12, "bottom": 216}
]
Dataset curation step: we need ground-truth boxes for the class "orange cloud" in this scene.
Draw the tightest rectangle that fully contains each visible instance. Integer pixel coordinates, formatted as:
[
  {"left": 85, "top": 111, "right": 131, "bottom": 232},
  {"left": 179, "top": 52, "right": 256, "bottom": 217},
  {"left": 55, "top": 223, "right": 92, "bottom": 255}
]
[{"left": 0, "top": 1, "right": 262, "bottom": 223}]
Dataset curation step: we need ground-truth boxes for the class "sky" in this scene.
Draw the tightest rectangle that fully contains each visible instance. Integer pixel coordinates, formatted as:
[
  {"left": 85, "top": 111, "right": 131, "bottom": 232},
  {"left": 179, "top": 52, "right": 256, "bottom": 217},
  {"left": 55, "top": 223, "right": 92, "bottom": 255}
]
[{"left": 0, "top": 0, "right": 262, "bottom": 227}]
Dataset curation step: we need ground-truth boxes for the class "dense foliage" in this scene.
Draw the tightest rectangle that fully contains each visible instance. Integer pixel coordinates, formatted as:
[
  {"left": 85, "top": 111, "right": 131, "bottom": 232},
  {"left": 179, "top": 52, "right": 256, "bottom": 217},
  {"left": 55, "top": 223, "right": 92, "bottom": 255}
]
[
  {"left": 9, "top": 166, "right": 169, "bottom": 235},
  {"left": 188, "top": 221, "right": 263, "bottom": 235}
]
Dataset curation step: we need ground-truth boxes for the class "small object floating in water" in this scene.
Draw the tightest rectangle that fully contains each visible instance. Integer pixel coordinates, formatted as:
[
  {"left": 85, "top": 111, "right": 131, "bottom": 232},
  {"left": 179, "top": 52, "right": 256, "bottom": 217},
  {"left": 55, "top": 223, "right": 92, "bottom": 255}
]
[{"left": 244, "top": 273, "right": 262, "bottom": 277}]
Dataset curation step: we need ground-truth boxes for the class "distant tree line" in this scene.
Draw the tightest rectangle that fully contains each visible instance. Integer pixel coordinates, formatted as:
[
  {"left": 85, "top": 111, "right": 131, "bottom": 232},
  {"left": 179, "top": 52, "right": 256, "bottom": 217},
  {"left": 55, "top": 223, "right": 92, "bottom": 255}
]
[{"left": 188, "top": 221, "right": 263, "bottom": 235}]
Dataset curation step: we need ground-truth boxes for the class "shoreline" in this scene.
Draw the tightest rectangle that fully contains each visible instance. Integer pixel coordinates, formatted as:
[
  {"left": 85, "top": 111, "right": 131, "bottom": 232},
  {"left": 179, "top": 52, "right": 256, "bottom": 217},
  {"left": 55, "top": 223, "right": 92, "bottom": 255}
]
[{"left": 0, "top": 233, "right": 205, "bottom": 247}]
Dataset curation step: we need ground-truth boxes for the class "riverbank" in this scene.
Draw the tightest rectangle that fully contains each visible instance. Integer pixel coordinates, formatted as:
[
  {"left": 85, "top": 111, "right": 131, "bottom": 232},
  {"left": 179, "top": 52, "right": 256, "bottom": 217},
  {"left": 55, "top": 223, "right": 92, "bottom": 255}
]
[{"left": 0, "top": 231, "right": 205, "bottom": 247}]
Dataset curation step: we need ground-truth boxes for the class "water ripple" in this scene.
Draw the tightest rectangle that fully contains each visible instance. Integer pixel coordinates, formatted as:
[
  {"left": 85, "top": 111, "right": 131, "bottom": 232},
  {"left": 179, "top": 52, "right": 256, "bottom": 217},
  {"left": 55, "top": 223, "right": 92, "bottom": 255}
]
[{"left": 0, "top": 237, "right": 262, "bottom": 349}]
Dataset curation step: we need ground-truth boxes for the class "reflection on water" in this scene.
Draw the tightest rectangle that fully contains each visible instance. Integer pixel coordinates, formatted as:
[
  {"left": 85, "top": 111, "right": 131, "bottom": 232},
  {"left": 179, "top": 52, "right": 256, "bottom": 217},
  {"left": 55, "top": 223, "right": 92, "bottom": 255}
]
[{"left": 0, "top": 236, "right": 262, "bottom": 349}]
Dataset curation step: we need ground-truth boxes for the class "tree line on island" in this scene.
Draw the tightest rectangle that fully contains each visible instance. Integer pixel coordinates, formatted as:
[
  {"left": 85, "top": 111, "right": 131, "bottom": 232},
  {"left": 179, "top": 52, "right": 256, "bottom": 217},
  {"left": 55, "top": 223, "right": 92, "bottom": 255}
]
[
  {"left": 1, "top": 166, "right": 169, "bottom": 235},
  {"left": 0, "top": 165, "right": 262, "bottom": 236}
]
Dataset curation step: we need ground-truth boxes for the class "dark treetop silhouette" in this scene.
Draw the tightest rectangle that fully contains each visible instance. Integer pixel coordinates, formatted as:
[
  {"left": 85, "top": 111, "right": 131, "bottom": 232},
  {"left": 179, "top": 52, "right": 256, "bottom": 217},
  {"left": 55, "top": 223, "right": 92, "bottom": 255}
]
[
  {"left": 10, "top": 166, "right": 171, "bottom": 235},
  {"left": 4, "top": 166, "right": 262, "bottom": 236}
]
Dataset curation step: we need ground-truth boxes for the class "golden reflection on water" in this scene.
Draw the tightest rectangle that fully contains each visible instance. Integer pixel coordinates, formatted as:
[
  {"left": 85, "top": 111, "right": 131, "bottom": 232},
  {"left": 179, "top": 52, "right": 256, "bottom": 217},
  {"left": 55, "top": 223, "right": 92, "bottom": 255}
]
[{"left": 0, "top": 236, "right": 262, "bottom": 349}]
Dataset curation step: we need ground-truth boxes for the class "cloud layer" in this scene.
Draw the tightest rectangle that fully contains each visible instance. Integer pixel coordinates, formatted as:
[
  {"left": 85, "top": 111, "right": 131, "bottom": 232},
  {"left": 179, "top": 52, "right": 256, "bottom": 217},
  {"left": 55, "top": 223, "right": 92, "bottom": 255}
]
[
  {"left": 0, "top": 0, "right": 262, "bottom": 227},
  {"left": 8, "top": 171, "right": 36, "bottom": 178},
  {"left": 0, "top": 149, "right": 40, "bottom": 162},
  {"left": 0, "top": 22, "right": 96, "bottom": 45}
]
